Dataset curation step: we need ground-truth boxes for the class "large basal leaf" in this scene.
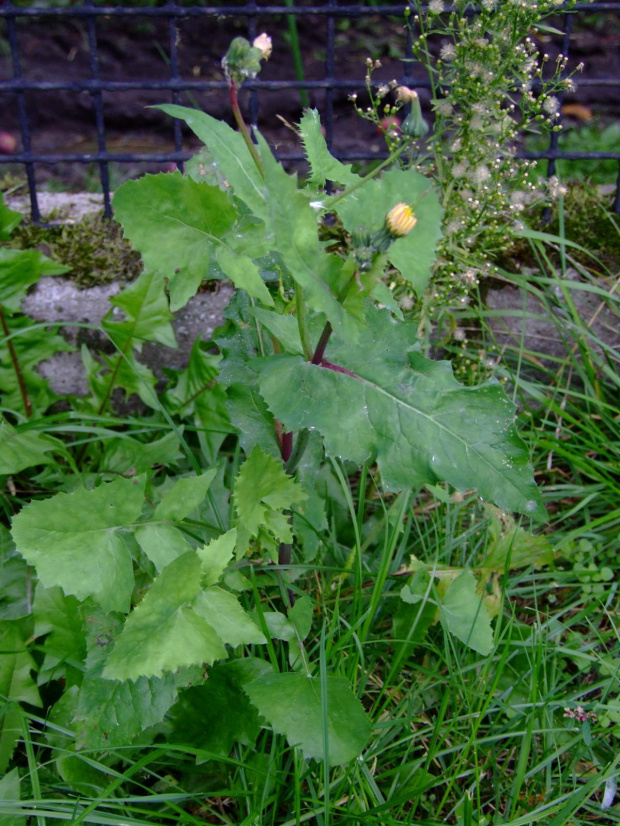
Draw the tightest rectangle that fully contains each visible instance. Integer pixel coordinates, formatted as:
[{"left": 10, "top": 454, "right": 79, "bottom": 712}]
[
  {"left": 135, "top": 524, "right": 192, "bottom": 572},
  {"left": 298, "top": 109, "right": 360, "bottom": 188},
  {"left": 75, "top": 608, "right": 197, "bottom": 749},
  {"left": 439, "top": 570, "right": 494, "bottom": 656},
  {"left": 156, "top": 104, "right": 268, "bottom": 222},
  {"left": 169, "top": 658, "right": 273, "bottom": 759},
  {"left": 11, "top": 476, "right": 145, "bottom": 614},
  {"left": 112, "top": 171, "right": 237, "bottom": 311},
  {"left": 257, "top": 309, "right": 544, "bottom": 520},
  {"left": 103, "top": 551, "right": 226, "bottom": 680},
  {"left": 244, "top": 672, "right": 371, "bottom": 765},
  {"left": 482, "top": 505, "right": 554, "bottom": 570},
  {"left": 332, "top": 166, "right": 443, "bottom": 296}
]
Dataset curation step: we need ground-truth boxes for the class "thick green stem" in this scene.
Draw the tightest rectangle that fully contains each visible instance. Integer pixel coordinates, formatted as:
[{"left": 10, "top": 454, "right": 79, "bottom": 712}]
[
  {"left": 295, "top": 286, "right": 313, "bottom": 361},
  {"left": 0, "top": 304, "right": 32, "bottom": 418},
  {"left": 229, "top": 81, "right": 264, "bottom": 178}
]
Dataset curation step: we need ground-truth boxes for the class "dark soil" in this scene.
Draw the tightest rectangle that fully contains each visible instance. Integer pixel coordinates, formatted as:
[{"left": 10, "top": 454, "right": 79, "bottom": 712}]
[{"left": 1, "top": 6, "right": 619, "bottom": 191}]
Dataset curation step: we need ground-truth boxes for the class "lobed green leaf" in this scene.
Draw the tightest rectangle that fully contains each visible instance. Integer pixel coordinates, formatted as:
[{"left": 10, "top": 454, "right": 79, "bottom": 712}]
[{"left": 299, "top": 109, "right": 359, "bottom": 188}]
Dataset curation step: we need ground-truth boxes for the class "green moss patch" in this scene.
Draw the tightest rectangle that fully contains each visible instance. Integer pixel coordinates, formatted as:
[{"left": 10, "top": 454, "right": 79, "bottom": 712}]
[{"left": 8, "top": 213, "right": 143, "bottom": 288}]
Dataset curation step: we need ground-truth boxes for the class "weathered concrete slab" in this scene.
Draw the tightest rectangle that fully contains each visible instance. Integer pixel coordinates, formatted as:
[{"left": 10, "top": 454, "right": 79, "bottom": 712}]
[{"left": 22, "top": 276, "right": 234, "bottom": 398}]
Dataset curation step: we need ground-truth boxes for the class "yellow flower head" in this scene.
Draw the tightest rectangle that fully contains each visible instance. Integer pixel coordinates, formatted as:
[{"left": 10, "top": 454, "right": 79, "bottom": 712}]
[
  {"left": 252, "top": 33, "right": 273, "bottom": 60},
  {"left": 385, "top": 203, "right": 417, "bottom": 237}
]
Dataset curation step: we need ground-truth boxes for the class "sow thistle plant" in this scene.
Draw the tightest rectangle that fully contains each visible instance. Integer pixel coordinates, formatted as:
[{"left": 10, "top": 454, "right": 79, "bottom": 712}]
[{"left": 5, "top": 33, "right": 546, "bottom": 767}]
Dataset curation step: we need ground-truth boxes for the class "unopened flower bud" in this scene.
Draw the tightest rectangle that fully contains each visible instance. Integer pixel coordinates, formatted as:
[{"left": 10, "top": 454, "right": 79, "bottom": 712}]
[
  {"left": 222, "top": 35, "right": 269, "bottom": 84},
  {"left": 385, "top": 203, "right": 417, "bottom": 237},
  {"left": 253, "top": 33, "right": 272, "bottom": 60}
]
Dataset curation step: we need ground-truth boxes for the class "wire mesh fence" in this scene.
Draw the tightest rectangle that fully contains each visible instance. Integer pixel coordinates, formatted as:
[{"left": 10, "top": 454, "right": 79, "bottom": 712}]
[{"left": 1, "top": 0, "right": 619, "bottom": 223}]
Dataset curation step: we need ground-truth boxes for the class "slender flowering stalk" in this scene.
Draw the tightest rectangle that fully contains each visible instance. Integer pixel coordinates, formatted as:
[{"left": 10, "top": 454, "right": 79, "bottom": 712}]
[
  {"left": 228, "top": 82, "right": 264, "bottom": 177},
  {"left": 222, "top": 34, "right": 272, "bottom": 177}
]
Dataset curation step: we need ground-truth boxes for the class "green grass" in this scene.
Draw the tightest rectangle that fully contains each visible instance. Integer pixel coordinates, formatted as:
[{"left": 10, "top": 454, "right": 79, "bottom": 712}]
[{"left": 2, "top": 188, "right": 620, "bottom": 825}]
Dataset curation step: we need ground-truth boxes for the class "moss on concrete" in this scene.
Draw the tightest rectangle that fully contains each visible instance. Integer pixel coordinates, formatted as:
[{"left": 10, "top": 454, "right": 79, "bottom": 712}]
[
  {"left": 8, "top": 213, "right": 143, "bottom": 288},
  {"left": 548, "top": 183, "right": 620, "bottom": 271}
]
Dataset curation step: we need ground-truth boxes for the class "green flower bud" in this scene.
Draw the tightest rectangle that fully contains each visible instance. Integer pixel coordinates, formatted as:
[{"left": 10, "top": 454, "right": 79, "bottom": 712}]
[
  {"left": 401, "top": 90, "right": 429, "bottom": 138},
  {"left": 222, "top": 36, "right": 265, "bottom": 85}
]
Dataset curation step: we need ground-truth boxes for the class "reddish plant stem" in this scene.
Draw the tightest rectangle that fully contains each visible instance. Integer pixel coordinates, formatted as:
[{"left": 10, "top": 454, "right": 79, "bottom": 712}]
[
  {"left": 320, "top": 359, "right": 358, "bottom": 378},
  {"left": 0, "top": 304, "right": 32, "bottom": 418},
  {"left": 309, "top": 267, "right": 362, "bottom": 366},
  {"left": 310, "top": 321, "right": 333, "bottom": 365},
  {"left": 280, "top": 430, "right": 293, "bottom": 463}
]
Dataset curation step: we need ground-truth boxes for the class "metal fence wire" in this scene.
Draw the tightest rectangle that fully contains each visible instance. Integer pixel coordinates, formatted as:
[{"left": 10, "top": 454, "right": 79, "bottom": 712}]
[{"left": 1, "top": 1, "right": 619, "bottom": 223}]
